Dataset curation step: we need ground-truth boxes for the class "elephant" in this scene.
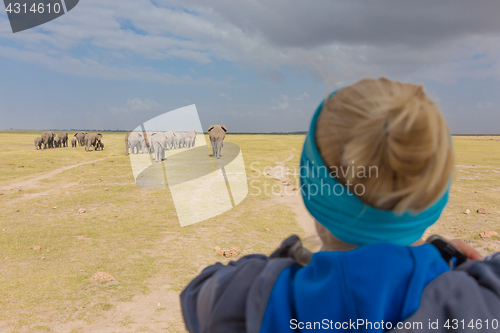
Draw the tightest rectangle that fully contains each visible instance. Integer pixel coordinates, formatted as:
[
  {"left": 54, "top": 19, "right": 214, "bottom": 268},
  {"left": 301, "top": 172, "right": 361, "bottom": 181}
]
[
  {"left": 57, "top": 132, "right": 68, "bottom": 147},
  {"left": 125, "top": 132, "right": 131, "bottom": 155},
  {"left": 184, "top": 129, "right": 196, "bottom": 148},
  {"left": 172, "top": 133, "right": 180, "bottom": 149},
  {"left": 178, "top": 132, "right": 187, "bottom": 149},
  {"left": 41, "top": 131, "right": 56, "bottom": 149},
  {"left": 54, "top": 136, "right": 63, "bottom": 148},
  {"left": 128, "top": 132, "right": 148, "bottom": 154},
  {"left": 74, "top": 131, "right": 87, "bottom": 146},
  {"left": 164, "top": 131, "right": 176, "bottom": 150},
  {"left": 208, "top": 125, "right": 227, "bottom": 159},
  {"left": 71, "top": 138, "right": 77, "bottom": 147},
  {"left": 95, "top": 141, "right": 104, "bottom": 151},
  {"left": 173, "top": 132, "right": 187, "bottom": 149},
  {"left": 150, "top": 132, "right": 169, "bottom": 163},
  {"left": 84, "top": 133, "right": 102, "bottom": 152},
  {"left": 34, "top": 137, "right": 42, "bottom": 150},
  {"left": 144, "top": 131, "right": 152, "bottom": 154}
]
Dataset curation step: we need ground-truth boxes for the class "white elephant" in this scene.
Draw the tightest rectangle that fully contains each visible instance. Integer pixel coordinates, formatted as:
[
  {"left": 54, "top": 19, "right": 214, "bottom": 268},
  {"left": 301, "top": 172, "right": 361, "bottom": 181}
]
[
  {"left": 128, "top": 132, "right": 148, "bottom": 154},
  {"left": 150, "top": 132, "right": 168, "bottom": 162},
  {"left": 164, "top": 131, "right": 176, "bottom": 150},
  {"left": 178, "top": 132, "right": 187, "bottom": 149},
  {"left": 145, "top": 131, "right": 154, "bottom": 154},
  {"left": 184, "top": 129, "right": 196, "bottom": 148},
  {"left": 173, "top": 132, "right": 182, "bottom": 149}
]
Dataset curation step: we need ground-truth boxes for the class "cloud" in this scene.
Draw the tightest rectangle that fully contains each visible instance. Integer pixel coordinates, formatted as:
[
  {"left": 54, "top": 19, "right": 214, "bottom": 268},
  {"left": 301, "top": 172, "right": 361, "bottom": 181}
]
[
  {"left": 0, "top": 0, "right": 499, "bottom": 84},
  {"left": 219, "top": 93, "right": 231, "bottom": 100},
  {"left": 110, "top": 98, "right": 161, "bottom": 113},
  {"left": 294, "top": 92, "right": 309, "bottom": 101},
  {"left": 0, "top": 45, "right": 219, "bottom": 84},
  {"left": 272, "top": 95, "right": 289, "bottom": 110},
  {"left": 182, "top": 0, "right": 500, "bottom": 49},
  {"left": 476, "top": 102, "right": 493, "bottom": 110}
]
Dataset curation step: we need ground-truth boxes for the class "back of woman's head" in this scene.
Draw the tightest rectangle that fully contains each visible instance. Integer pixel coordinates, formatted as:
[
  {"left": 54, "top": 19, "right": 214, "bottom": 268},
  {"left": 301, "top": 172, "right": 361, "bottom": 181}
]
[{"left": 315, "top": 78, "right": 453, "bottom": 213}]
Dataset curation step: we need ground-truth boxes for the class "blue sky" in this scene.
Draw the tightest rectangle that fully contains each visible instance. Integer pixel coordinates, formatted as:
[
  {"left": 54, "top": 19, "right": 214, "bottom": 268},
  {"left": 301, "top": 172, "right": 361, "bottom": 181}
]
[{"left": 0, "top": 0, "right": 499, "bottom": 133}]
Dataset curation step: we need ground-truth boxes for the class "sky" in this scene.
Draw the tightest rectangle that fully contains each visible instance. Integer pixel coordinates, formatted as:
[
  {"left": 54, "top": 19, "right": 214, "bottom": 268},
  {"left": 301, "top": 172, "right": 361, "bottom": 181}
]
[{"left": 0, "top": 0, "right": 499, "bottom": 133}]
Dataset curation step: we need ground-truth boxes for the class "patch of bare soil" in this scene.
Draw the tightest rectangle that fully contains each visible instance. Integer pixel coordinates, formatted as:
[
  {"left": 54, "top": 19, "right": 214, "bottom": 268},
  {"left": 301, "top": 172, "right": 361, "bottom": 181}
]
[
  {"left": 0, "top": 158, "right": 109, "bottom": 192},
  {"left": 267, "top": 151, "right": 321, "bottom": 249},
  {"left": 30, "top": 276, "right": 184, "bottom": 333},
  {"left": 3, "top": 182, "right": 78, "bottom": 206}
]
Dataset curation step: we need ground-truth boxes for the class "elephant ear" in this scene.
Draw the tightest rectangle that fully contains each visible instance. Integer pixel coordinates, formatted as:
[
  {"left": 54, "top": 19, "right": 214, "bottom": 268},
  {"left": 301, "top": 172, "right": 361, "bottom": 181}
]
[
  {"left": 97, "top": 133, "right": 102, "bottom": 140},
  {"left": 208, "top": 125, "right": 215, "bottom": 132},
  {"left": 74, "top": 133, "right": 78, "bottom": 137},
  {"left": 220, "top": 125, "right": 227, "bottom": 132}
]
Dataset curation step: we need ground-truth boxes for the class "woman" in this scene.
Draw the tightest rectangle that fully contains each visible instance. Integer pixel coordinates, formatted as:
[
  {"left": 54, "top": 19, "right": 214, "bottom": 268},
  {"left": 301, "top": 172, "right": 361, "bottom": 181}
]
[{"left": 181, "top": 78, "right": 499, "bottom": 332}]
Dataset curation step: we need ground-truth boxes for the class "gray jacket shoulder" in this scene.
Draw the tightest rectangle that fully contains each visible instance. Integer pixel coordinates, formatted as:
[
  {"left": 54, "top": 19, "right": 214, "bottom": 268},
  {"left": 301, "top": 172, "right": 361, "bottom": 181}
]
[
  {"left": 393, "top": 253, "right": 500, "bottom": 332},
  {"left": 180, "top": 236, "right": 304, "bottom": 333}
]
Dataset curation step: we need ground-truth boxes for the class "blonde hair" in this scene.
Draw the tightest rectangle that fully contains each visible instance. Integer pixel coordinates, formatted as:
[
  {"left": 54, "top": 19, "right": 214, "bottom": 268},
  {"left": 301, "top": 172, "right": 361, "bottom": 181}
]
[{"left": 315, "top": 78, "right": 453, "bottom": 212}]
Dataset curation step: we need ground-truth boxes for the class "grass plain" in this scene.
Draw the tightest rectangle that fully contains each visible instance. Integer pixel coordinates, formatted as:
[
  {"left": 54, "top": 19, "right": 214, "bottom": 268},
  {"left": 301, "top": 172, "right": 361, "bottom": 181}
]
[{"left": 0, "top": 132, "right": 499, "bottom": 332}]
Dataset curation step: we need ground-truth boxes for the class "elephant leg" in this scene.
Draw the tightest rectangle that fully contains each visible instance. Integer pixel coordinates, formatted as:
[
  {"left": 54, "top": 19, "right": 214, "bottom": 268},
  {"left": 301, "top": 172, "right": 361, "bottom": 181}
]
[{"left": 215, "top": 141, "right": 222, "bottom": 159}]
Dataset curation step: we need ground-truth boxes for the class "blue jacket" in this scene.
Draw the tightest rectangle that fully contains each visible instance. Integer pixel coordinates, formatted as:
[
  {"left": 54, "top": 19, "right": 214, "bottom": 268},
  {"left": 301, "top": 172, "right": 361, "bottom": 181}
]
[{"left": 181, "top": 236, "right": 500, "bottom": 332}]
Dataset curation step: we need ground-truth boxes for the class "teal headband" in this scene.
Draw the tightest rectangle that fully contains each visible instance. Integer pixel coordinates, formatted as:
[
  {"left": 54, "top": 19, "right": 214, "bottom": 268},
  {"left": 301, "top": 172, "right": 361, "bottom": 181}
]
[{"left": 300, "top": 92, "right": 450, "bottom": 246}]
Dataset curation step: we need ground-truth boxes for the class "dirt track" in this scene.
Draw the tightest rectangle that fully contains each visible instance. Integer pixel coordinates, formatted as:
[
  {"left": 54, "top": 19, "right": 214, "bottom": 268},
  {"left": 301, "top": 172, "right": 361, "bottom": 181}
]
[
  {"left": 265, "top": 151, "right": 322, "bottom": 253},
  {"left": 0, "top": 158, "right": 109, "bottom": 192}
]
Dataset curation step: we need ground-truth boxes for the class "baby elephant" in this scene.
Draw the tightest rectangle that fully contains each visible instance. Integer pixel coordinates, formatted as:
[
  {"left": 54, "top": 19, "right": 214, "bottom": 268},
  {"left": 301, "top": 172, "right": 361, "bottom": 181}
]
[
  {"left": 95, "top": 141, "right": 104, "bottom": 151},
  {"left": 53, "top": 136, "right": 63, "bottom": 148},
  {"left": 71, "top": 138, "right": 77, "bottom": 147},
  {"left": 34, "top": 137, "right": 42, "bottom": 150}
]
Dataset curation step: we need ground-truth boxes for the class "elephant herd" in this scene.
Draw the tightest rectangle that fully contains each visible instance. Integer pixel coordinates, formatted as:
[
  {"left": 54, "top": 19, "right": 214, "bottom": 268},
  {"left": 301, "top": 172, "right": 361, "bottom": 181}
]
[
  {"left": 126, "top": 129, "right": 197, "bottom": 163},
  {"left": 35, "top": 131, "right": 104, "bottom": 152},
  {"left": 125, "top": 125, "right": 227, "bottom": 162}
]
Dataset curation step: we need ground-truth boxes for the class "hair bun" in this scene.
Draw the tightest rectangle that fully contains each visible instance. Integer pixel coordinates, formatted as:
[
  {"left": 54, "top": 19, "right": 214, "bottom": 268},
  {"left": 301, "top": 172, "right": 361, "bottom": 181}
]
[{"left": 316, "top": 78, "right": 453, "bottom": 212}]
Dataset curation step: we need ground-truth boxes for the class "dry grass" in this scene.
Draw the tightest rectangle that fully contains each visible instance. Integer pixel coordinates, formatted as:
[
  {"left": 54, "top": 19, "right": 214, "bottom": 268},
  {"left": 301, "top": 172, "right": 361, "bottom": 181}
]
[
  {"left": 0, "top": 132, "right": 499, "bottom": 331},
  {"left": 0, "top": 131, "right": 303, "bottom": 331},
  {"left": 425, "top": 136, "right": 500, "bottom": 255}
]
